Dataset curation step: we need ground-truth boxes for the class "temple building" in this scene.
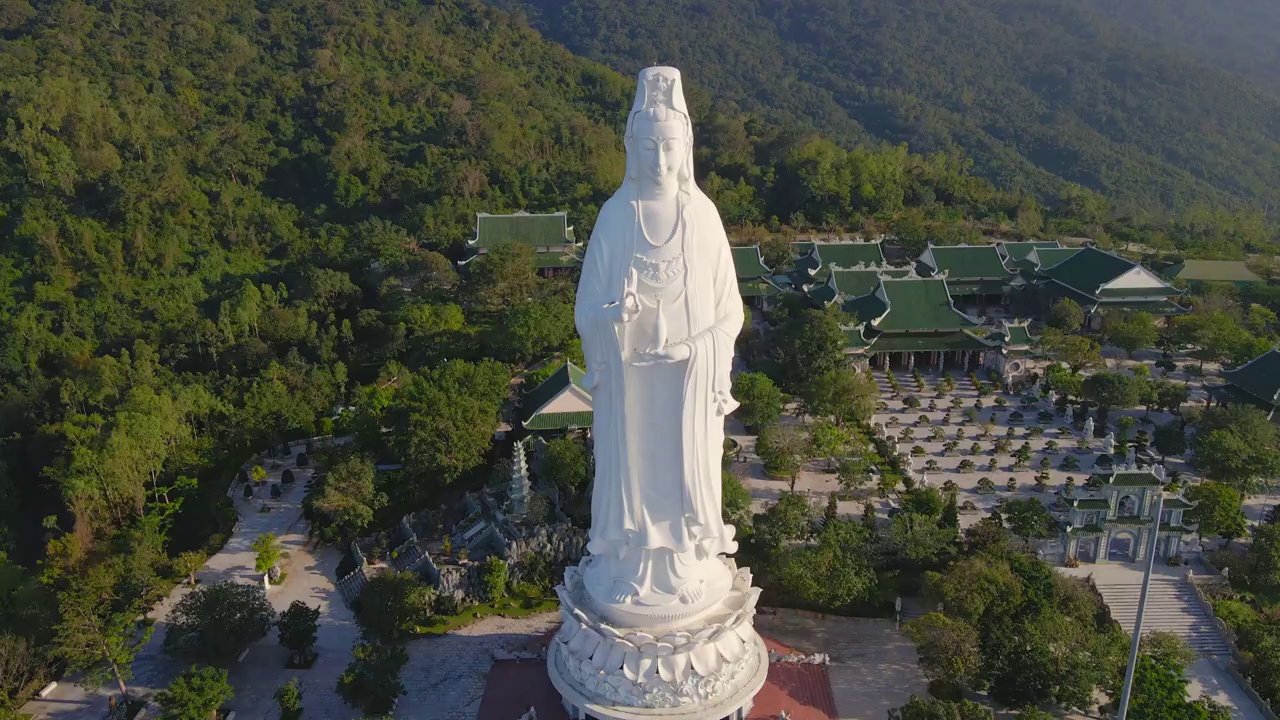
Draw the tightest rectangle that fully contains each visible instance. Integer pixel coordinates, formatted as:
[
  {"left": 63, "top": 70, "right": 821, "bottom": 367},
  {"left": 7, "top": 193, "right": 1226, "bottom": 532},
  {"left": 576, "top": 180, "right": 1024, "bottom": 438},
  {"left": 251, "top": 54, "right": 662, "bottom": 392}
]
[
  {"left": 1161, "top": 259, "right": 1262, "bottom": 289},
  {"left": 1029, "top": 246, "right": 1187, "bottom": 327},
  {"left": 518, "top": 362, "right": 593, "bottom": 432},
  {"left": 731, "top": 245, "right": 788, "bottom": 309},
  {"left": 996, "top": 240, "right": 1064, "bottom": 271},
  {"left": 915, "top": 243, "right": 1017, "bottom": 313},
  {"left": 460, "top": 211, "right": 581, "bottom": 275},
  {"left": 790, "top": 238, "right": 887, "bottom": 286},
  {"left": 1060, "top": 466, "right": 1196, "bottom": 564},
  {"left": 1212, "top": 348, "right": 1280, "bottom": 420},
  {"left": 980, "top": 320, "right": 1041, "bottom": 385},
  {"left": 839, "top": 271, "right": 1000, "bottom": 371}
]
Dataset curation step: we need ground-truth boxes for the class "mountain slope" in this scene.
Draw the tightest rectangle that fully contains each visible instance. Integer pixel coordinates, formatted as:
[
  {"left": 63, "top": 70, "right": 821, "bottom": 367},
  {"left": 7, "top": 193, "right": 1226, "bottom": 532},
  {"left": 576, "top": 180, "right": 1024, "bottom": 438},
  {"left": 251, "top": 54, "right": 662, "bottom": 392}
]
[
  {"left": 1085, "top": 0, "right": 1280, "bottom": 93},
  {"left": 499, "top": 0, "right": 1280, "bottom": 215}
]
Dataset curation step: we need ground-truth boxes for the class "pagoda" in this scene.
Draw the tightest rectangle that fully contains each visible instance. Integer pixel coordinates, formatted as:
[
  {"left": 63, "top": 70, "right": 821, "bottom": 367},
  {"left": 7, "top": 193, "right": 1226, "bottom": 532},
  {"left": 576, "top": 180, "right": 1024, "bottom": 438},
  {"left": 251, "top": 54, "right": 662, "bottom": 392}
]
[{"left": 459, "top": 211, "right": 581, "bottom": 275}]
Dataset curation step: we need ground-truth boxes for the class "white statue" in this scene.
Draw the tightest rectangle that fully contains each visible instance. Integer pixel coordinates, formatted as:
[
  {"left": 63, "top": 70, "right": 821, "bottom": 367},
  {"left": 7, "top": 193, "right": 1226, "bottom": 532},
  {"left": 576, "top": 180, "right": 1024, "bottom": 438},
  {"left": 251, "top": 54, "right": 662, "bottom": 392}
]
[
  {"left": 1105, "top": 432, "right": 1116, "bottom": 455},
  {"left": 1083, "top": 417, "right": 1095, "bottom": 439},
  {"left": 1047, "top": 390, "right": 1057, "bottom": 407},
  {"left": 1067, "top": 405, "right": 1075, "bottom": 423},
  {"left": 1127, "top": 445, "right": 1137, "bottom": 468},
  {"left": 553, "top": 67, "right": 767, "bottom": 718},
  {"left": 575, "top": 66, "right": 743, "bottom": 610}
]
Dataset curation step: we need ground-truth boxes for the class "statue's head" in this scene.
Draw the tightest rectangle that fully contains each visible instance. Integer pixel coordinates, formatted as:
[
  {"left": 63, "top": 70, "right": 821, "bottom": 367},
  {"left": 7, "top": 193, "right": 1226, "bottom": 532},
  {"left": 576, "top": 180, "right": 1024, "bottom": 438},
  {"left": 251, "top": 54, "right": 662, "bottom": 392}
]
[{"left": 624, "top": 67, "right": 693, "bottom": 194}]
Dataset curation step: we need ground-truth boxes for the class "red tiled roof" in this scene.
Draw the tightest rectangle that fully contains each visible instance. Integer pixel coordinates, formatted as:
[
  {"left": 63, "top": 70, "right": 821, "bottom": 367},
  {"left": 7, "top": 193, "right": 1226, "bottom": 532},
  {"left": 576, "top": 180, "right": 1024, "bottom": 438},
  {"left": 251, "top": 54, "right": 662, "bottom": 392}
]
[{"left": 476, "top": 635, "right": 837, "bottom": 720}]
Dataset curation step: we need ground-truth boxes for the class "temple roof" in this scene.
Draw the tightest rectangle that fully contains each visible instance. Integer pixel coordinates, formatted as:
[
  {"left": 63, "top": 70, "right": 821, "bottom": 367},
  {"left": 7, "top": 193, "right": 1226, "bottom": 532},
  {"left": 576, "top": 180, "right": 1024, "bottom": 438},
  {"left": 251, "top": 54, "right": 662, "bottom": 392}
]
[
  {"left": 740, "top": 276, "right": 788, "bottom": 298},
  {"left": 987, "top": 320, "right": 1038, "bottom": 349},
  {"left": 1040, "top": 247, "right": 1180, "bottom": 300},
  {"left": 1221, "top": 348, "right": 1280, "bottom": 407},
  {"left": 918, "top": 244, "right": 1015, "bottom": 280},
  {"left": 809, "top": 267, "right": 909, "bottom": 306},
  {"left": 791, "top": 240, "right": 886, "bottom": 278},
  {"left": 1164, "top": 259, "right": 1261, "bottom": 284},
  {"left": 470, "top": 211, "right": 577, "bottom": 249},
  {"left": 999, "top": 240, "right": 1061, "bottom": 262},
  {"left": 519, "top": 362, "right": 593, "bottom": 430},
  {"left": 731, "top": 245, "right": 773, "bottom": 280},
  {"left": 867, "top": 277, "right": 983, "bottom": 332},
  {"left": 1030, "top": 246, "right": 1082, "bottom": 269},
  {"left": 1092, "top": 468, "right": 1165, "bottom": 487}
]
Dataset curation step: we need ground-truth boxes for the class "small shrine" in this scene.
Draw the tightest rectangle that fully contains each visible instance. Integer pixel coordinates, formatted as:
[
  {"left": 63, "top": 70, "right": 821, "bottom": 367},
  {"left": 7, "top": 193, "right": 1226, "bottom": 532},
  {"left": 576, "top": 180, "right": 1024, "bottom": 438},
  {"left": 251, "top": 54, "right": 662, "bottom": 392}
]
[{"left": 1060, "top": 466, "right": 1197, "bottom": 564}]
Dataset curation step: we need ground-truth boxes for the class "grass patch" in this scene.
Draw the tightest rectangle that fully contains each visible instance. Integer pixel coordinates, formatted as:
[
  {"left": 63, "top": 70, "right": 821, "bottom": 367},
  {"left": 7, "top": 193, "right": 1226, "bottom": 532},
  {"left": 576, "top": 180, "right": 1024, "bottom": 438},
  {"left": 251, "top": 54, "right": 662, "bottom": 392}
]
[{"left": 413, "top": 593, "right": 558, "bottom": 637}]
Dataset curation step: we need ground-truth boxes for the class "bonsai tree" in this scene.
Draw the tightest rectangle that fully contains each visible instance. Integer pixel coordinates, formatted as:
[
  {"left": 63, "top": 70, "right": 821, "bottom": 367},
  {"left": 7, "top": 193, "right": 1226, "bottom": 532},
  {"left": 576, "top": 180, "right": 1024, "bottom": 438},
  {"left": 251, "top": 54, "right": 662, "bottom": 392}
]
[
  {"left": 977, "top": 477, "right": 996, "bottom": 494},
  {"left": 1039, "top": 457, "right": 1051, "bottom": 470},
  {"left": 931, "top": 426, "right": 946, "bottom": 441},
  {"left": 903, "top": 395, "right": 921, "bottom": 409},
  {"left": 994, "top": 438, "right": 1012, "bottom": 454},
  {"left": 986, "top": 458, "right": 998, "bottom": 472},
  {"left": 1060, "top": 455, "right": 1081, "bottom": 470},
  {"left": 943, "top": 440, "right": 959, "bottom": 455},
  {"left": 1076, "top": 437, "right": 1090, "bottom": 451},
  {"left": 994, "top": 396, "right": 1008, "bottom": 408},
  {"left": 916, "top": 414, "right": 930, "bottom": 426},
  {"left": 973, "top": 398, "right": 985, "bottom": 410},
  {"left": 955, "top": 427, "right": 966, "bottom": 441},
  {"left": 969, "top": 442, "right": 982, "bottom": 456},
  {"left": 950, "top": 397, "right": 963, "bottom": 409},
  {"left": 887, "top": 416, "right": 900, "bottom": 426},
  {"left": 1116, "top": 415, "right": 1138, "bottom": 441},
  {"left": 1006, "top": 426, "right": 1016, "bottom": 438},
  {"left": 960, "top": 500, "right": 979, "bottom": 512},
  {"left": 911, "top": 445, "right": 926, "bottom": 457},
  {"left": 1029, "top": 426, "right": 1044, "bottom": 438},
  {"left": 1006, "top": 477, "right": 1017, "bottom": 492},
  {"left": 964, "top": 408, "right": 978, "bottom": 423},
  {"left": 924, "top": 459, "right": 941, "bottom": 472},
  {"left": 980, "top": 423, "right": 995, "bottom": 438},
  {"left": 1008, "top": 411, "right": 1025, "bottom": 424},
  {"left": 928, "top": 399, "right": 938, "bottom": 411},
  {"left": 941, "top": 479, "right": 959, "bottom": 493},
  {"left": 1045, "top": 440, "right": 1060, "bottom": 454},
  {"left": 1033, "top": 476, "right": 1047, "bottom": 492},
  {"left": 957, "top": 459, "right": 976, "bottom": 473},
  {"left": 1062, "top": 477, "right": 1076, "bottom": 497},
  {"left": 899, "top": 428, "right": 914, "bottom": 442}
]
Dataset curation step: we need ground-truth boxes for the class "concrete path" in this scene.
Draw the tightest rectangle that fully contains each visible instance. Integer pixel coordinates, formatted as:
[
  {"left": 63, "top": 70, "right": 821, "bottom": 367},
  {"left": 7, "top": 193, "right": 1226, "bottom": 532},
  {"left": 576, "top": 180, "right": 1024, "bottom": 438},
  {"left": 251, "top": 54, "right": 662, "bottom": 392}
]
[
  {"left": 23, "top": 444, "right": 361, "bottom": 720},
  {"left": 756, "top": 608, "right": 928, "bottom": 720}
]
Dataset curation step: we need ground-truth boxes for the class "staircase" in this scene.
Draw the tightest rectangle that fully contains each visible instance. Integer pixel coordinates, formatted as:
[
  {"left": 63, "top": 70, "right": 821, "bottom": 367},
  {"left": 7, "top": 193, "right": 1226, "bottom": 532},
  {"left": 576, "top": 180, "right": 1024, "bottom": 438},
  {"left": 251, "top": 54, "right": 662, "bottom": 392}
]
[{"left": 1093, "top": 578, "right": 1231, "bottom": 657}]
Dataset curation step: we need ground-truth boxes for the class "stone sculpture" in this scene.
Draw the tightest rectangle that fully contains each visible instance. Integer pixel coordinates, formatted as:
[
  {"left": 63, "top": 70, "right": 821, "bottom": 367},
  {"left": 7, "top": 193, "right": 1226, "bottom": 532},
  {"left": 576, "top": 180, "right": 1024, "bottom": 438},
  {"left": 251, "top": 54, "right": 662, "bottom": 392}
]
[
  {"left": 1105, "top": 432, "right": 1116, "bottom": 455},
  {"left": 1083, "top": 417, "right": 1094, "bottom": 439},
  {"left": 1126, "top": 445, "right": 1137, "bottom": 468},
  {"left": 549, "top": 67, "right": 767, "bottom": 718}
]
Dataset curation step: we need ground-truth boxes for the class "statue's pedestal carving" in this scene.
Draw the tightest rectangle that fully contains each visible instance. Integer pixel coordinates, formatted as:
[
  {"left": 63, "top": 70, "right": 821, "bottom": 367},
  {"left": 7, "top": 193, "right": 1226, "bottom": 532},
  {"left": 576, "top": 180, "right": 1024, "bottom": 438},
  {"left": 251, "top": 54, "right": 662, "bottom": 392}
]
[{"left": 547, "top": 560, "right": 768, "bottom": 719}]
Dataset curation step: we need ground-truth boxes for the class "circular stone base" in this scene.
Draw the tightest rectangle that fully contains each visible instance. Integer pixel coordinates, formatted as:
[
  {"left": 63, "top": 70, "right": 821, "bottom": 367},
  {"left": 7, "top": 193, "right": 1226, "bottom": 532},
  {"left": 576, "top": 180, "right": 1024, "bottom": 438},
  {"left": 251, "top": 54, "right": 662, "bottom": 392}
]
[{"left": 547, "top": 635, "right": 768, "bottom": 720}]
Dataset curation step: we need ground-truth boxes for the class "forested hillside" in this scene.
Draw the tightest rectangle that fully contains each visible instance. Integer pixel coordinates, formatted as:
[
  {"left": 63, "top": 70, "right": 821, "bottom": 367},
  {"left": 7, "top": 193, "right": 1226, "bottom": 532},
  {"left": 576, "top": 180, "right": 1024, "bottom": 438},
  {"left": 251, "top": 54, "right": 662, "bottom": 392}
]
[
  {"left": 1085, "top": 0, "right": 1280, "bottom": 93},
  {"left": 499, "top": 0, "right": 1280, "bottom": 215}
]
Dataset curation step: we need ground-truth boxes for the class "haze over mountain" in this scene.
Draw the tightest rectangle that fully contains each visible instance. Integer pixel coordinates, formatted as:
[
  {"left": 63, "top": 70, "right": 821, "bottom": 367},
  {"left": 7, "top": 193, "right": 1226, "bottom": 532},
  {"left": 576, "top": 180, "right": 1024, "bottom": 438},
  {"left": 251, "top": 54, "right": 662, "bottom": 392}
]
[{"left": 498, "top": 0, "right": 1280, "bottom": 216}]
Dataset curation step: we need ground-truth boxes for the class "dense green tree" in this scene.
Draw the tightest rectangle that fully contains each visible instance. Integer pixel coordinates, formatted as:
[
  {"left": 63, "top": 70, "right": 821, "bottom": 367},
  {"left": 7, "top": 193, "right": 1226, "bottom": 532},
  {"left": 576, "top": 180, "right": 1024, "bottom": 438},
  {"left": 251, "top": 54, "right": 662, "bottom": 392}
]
[
  {"left": 1048, "top": 299, "right": 1085, "bottom": 331},
  {"left": 774, "top": 520, "right": 875, "bottom": 610},
  {"left": 888, "top": 696, "right": 992, "bottom": 720},
  {"left": 756, "top": 424, "right": 810, "bottom": 487},
  {"left": 278, "top": 601, "right": 321, "bottom": 667},
  {"left": 798, "top": 368, "right": 877, "bottom": 426},
  {"left": 542, "top": 436, "right": 590, "bottom": 497},
  {"left": 53, "top": 567, "right": 152, "bottom": 698},
  {"left": 305, "top": 455, "right": 386, "bottom": 544},
  {"left": 775, "top": 307, "right": 847, "bottom": 393},
  {"left": 252, "top": 533, "right": 283, "bottom": 576},
  {"left": 1001, "top": 498, "right": 1059, "bottom": 547},
  {"left": 336, "top": 642, "right": 408, "bottom": 717},
  {"left": 155, "top": 666, "right": 233, "bottom": 720},
  {"left": 355, "top": 572, "right": 434, "bottom": 643},
  {"left": 498, "top": 300, "right": 575, "bottom": 362},
  {"left": 1041, "top": 332, "right": 1104, "bottom": 373},
  {"left": 1103, "top": 311, "right": 1158, "bottom": 355},
  {"left": 722, "top": 471, "right": 752, "bottom": 527},
  {"left": 481, "top": 557, "right": 509, "bottom": 601},
  {"left": 752, "top": 492, "right": 813, "bottom": 552},
  {"left": 730, "top": 372, "right": 784, "bottom": 429},
  {"left": 1247, "top": 523, "right": 1280, "bottom": 591},
  {"left": 164, "top": 582, "right": 274, "bottom": 666},
  {"left": 1192, "top": 405, "right": 1280, "bottom": 489},
  {"left": 904, "top": 613, "right": 981, "bottom": 689},
  {"left": 1185, "top": 482, "right": 1247, "bottom": 543},
  {"left": 1083, "top": 372, "right": 1142, "bottom": 409}
]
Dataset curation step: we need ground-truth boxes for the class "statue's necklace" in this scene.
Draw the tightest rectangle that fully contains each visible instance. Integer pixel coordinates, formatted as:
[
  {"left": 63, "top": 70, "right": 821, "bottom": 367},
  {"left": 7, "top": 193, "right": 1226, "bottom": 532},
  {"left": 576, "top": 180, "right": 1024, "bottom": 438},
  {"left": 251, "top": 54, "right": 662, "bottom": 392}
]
[{"left": 636, "top": 194, "right": 682, "bottom": 249}]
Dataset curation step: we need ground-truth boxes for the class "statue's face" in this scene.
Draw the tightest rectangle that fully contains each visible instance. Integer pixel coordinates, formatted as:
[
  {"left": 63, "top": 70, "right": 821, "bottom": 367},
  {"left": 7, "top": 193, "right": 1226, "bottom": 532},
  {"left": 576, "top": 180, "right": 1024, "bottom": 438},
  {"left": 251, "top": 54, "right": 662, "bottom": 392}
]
[{"left": 632, "top": 117, "right": 686, "bottom": 190}]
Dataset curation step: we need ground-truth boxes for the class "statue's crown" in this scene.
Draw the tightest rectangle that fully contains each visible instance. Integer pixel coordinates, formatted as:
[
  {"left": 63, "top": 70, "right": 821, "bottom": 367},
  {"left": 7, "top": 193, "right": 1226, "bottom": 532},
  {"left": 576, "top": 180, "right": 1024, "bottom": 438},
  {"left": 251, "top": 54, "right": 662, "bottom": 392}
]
[{"left": 643, "top": 71, "right": 676, "bottom": 110}]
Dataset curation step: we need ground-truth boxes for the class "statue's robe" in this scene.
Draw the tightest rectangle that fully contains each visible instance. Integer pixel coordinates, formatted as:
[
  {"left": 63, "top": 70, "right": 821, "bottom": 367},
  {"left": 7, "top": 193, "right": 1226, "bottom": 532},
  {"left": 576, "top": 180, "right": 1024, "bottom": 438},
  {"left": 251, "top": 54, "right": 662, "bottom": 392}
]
[{"left": 575, "top": 189, "right": 743, "bottom": 562}]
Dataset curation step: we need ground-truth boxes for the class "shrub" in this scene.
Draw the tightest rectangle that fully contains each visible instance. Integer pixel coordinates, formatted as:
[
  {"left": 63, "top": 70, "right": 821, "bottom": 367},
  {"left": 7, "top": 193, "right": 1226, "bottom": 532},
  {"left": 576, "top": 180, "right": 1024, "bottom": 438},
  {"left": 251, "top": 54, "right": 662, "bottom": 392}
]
[
  {"left": 275, "top": 678, "right": 303, "bottom": 720},
  {"left": 903, "top": 395, "right": 921, "bottom": 409},
  {"left": 1006, "top": 478, "right": 1017, "bottom": 492},
  {"left": 155, "top": 666, "right": 233, "bottom": 720},
  {"left": 911, "top": 445, "right": 926, "bottom": 456},
  {"left": 976, "top": 477, "right": 995, "bottom": 494},
  {"left": 481, "top": 556, "right": 509, "bottom": 601}
]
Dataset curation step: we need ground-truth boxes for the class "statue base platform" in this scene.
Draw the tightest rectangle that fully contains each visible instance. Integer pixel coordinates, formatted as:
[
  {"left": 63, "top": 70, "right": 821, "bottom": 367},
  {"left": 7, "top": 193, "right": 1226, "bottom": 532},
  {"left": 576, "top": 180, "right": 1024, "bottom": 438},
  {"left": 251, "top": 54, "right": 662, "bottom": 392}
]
[{"left": 546, "top": 559, "right": 767, "bottom": 719}]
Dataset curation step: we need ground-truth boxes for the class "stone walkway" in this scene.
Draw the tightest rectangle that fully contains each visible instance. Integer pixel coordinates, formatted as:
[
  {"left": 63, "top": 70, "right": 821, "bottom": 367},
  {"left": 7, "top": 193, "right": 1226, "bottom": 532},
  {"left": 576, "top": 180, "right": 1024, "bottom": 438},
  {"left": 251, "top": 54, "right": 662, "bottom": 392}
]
[{"left": 756, "top": 609, "right": 928, "bottom": 720}]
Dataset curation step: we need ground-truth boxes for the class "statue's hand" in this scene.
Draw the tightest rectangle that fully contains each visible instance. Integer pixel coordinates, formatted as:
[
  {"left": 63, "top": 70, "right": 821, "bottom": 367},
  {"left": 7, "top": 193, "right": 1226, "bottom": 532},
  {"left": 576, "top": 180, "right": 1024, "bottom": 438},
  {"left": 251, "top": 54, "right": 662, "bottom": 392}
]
[
  {"left": 632, "top": 341, "right": 691, "bottom": 366},
  {"left": 606, "top": 269, "right": 641, "bottom": 325}
]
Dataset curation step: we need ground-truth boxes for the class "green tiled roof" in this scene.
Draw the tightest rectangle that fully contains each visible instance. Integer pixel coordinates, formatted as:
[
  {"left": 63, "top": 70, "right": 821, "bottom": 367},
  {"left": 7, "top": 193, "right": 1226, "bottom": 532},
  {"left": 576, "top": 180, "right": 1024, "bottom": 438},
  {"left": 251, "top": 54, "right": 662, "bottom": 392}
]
[
  {"left": 862, "top": 331, "right": 995, "bottom": 352},
  {"left": 842, "top": 292, "right": 890, "bottom": 323},
  {"left": 990, "top": 322, "right": 1037, "bottom": 347},
  {"left": 830, "top": 269, "right": 909, "bottom": 299},
  {"left": 1222, "top": 349, "right": 1280, "bottom": 406},
  {"left": 533, "top": 250, "right": 582, "bottom": 269},
  {"left": 1095, "top": 470, "right": 1163, "bottom": 486},
  {"left": 1032, "top": 247, "right": 1082, "bottom": 269},
  {"left": 1001, "top": 241, "right": 1060, "bottom": 262},
  {"left": 473, "top": 212, "right": 575, "bottom": 249},
  {"left": 1041, "top": 247, "right": 1137, "bottom": 294},
  {"left": 920, "top": 245, "right": 1014, "bottom": 280},
  {"left": 1163, "top": 497, "right": 1196, "bottom": 510},
  {"left": 807, "top": 276, "right": 840, "bottom": 305},
  {"left": 872, "top": 278, "right": 981, "bottom": 332},
  {"left": 739, "top": 278, "right": 786, "bottom": 298},
  {"left": 520, "top": 362, "right": 590, "bottom": 426},
  {"left": 945, "top": 280, "right": 1007, "bottom": 296},
  {"left": 731, "top": 246, "right": 772, "bottom": 280},
  {"left": 523, "top": 411, "right": 593, "bottom": 430},
  {"left": 1070, "top": 498, "right": 1111, "bottom": 510},
  {"left": 815, "top": 241, "right": 886, "bottom": 268},
  {"left": 1165, "top": 260, "right": 1261, "bottom": 284}
]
